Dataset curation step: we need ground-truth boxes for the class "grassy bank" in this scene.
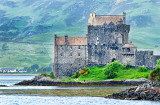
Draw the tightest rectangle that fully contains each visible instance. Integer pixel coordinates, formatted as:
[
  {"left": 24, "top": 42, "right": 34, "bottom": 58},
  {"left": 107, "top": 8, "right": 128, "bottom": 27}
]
[{"left": 59, "top": 66, "right": 151, "bottom": 82}]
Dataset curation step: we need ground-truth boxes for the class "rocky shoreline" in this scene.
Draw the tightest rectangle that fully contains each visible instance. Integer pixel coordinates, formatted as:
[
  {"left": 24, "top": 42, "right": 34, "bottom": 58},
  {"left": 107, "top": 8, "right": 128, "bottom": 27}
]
[
  {"left": 106, "top": 80, "right": 160, "bottom": 101},
  {"left": 15, "top": 76, "right": 148, "bottom": 86}
]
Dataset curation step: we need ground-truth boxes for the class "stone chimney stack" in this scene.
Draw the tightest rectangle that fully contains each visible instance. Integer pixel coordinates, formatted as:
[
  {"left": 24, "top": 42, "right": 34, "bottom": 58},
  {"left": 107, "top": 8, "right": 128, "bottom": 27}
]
[
  {"left": 93, "top": 12, "right": 96, "bottom": 18},
  {"left": 123, "top": 12, "right": 126, "bottom": 24},
  {"left": 54, "top": 34, "right": 57, "bottom": 45},
  {"left": 65, "top": 35, "right": 68, "bottom": 45}
]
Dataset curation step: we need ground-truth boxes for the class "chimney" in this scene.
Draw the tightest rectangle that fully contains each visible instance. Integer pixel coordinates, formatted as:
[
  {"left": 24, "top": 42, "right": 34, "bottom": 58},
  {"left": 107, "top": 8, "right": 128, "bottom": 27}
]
[
  {"left": 65, "top": 35, "right": 68, "bottom": 45},
  {"left": 123, "top": 12, "right": 126, "bottom": 24},
  {"left": 93, "top": 12, "right": 96, "bottom": 18},
  {"left": 90, "top": 13, "right": 93, "bottom": 17},
  {"left": 54, "top": 34, "right": 57, "bottom": 45}
]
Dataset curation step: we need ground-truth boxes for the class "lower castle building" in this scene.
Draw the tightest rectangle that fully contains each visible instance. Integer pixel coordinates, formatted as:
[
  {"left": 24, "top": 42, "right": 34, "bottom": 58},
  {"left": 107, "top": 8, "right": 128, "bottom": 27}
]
[{"left": 54, "top": 12, "right": 160, "bottom": 78}]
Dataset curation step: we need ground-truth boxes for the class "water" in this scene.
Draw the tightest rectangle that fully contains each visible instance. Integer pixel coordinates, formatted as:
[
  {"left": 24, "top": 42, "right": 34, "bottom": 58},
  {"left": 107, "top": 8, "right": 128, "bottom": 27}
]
[
  {"left": 0, "top": 95, "right": 159, "bottom": 105},
  {"left": 0, "top": 75, "right": 159, "bottom": 105},
  {"left": 0, "top": 75, "right": 34, "bottom": 86}
]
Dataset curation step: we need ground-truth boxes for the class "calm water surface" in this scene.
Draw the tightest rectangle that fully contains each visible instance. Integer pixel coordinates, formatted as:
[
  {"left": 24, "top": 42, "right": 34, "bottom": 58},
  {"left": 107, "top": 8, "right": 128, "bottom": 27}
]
[{"left": 0, "top": 75, "right": 159, "bottom": 105}]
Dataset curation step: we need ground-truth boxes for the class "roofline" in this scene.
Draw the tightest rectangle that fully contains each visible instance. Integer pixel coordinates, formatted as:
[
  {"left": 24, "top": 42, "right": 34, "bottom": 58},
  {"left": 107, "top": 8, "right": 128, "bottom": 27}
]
[{"left": 95, "top": 15, "right": 123, "bottom": 16}]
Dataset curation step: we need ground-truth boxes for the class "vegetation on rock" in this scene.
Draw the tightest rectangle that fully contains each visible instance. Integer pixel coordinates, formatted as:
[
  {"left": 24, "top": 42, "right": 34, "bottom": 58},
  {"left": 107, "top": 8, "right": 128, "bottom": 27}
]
[{"left": 39, "top": 72, "right": 54, "bottom": 79}]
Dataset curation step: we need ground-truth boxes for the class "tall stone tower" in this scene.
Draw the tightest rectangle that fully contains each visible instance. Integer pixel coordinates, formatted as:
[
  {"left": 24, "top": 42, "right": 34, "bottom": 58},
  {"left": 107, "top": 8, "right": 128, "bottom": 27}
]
[{"left": 87, "top": 12, "right": 130, "bottom": 65}]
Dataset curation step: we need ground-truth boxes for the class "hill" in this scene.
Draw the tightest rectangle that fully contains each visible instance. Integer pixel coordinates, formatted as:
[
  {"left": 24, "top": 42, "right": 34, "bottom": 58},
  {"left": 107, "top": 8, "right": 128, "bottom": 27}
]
[{"left": 0, "top": 0, "right": 160, "bottom": 69}]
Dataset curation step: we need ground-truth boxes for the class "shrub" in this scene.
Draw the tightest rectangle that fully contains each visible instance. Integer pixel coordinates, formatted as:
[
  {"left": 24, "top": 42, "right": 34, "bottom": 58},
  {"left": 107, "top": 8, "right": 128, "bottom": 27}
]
[
  {"left": 156, "top": 59, "right": 160, "bottom": 69},
  {"left": 49, "top": 72, "right": 54, "bottom": 79},
  {"left": 40, "top": 72, "right": 55, "bottom": 79},
  {"left": 40, "top": 73, "right": 49, "bottom": 77},
  {"left": 104, "top": 61, "right": 124, "bottom": 79},
  {"left": 125, "top": 64, "right": 131, "bottom": 69},
  {"left": 74, "top": 71, "right": 80, "bottom": 78},
  {"left": 73, "top": 67, "right": 89, "bottom": 78},
  {"left": 79, "top": 67, "right": 89, "bottom": 76},
  {"left": 149, "top": 68, "right": 160, "bottom": 81},
  {"left": 138, "top": 66, "right": 148, "bottom": 72}
]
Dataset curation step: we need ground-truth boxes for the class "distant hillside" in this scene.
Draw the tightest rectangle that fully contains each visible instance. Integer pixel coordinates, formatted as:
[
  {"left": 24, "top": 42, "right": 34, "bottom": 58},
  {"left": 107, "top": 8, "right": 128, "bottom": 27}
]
[{"left": 0, "top": 0, "right": 160, "bottom": 49}]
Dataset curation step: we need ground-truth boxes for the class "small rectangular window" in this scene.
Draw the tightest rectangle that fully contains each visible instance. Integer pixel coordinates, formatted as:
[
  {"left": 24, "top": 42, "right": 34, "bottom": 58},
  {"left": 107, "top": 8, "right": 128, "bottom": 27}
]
[
  {"left": 60, "top": 53, "right": 63, "bottom": 56},
  {"left": 70, "top": 53, "right": 72, "bottom": 56},
  {"left": 78, "top": 53, "right": 80, "bottom": 56},
  {"left": 78, "top": 46, "right": 80, "bottom": 49}
]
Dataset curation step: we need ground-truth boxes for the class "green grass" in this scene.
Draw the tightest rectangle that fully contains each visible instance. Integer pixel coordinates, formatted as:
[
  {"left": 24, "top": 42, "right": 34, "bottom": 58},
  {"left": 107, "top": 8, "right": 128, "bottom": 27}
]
[{"left": 59, "top": 66, "right": 152, "bottom": 82}]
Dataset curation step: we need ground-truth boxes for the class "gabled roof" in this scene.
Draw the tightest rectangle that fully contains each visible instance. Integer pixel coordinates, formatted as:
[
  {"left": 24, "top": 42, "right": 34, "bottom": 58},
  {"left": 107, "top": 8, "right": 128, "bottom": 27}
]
[
  {"left": 56, "top": 37, "right": 87, "bottom": 45},
  {"left": 93, "top": 15, "right": 123, "bottom": 25}
]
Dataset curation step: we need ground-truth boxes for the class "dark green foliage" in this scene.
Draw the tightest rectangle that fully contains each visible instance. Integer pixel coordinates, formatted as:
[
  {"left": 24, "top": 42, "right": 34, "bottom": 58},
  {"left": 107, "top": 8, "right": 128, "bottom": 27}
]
[
  {"left": 156, "top": 59, "right": 160, "bottom": 69},
  {"left": 149, "top": 68, "right": 160, "bottom": 81},
  {"left": 49, "top": 72, "right": 54, "bottom": 79},
  {"left": 138, "top": 66, "right": 148, "bottom": 72},
  {"left": 40, "top": 72, "right": 54, "bottom": 79},
  {"left": 40, "top": 73, "right": 49, "bottom": 77},
  {"left": 31, "top": 64, "right": 39, "bottom": 72},
  {"left": 2, "top": 43, "right": 9, "bottom": 50},
  {"left": 104, "top": 61, "right": 124, "bottom": 79},
  {"left": 125, "top": 64, "right": 131, "bottom": 69}
]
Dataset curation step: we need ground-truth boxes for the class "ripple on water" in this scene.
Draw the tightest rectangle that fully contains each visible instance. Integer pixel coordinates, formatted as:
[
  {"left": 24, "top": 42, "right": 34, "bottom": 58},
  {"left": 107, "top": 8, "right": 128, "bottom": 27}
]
[{"left": 0, "top": 95, "right": 159, "bottom": 105}]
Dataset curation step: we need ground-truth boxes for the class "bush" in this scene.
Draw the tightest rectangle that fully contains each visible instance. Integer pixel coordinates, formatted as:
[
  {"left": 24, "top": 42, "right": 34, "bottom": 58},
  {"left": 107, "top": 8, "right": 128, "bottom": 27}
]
[
  {"left": 156, "top": 59, "right": 160, "bottom": 69},
  {"left": 39, "top": 72, "right": 55, "bottom": 79},
  {"left": 138, "top": 66, "right": 148, "bottom": 72},
  {"left": 149, "top": 68, "right": 160, "bottom": 81},
  {"left": 49, "top": 72, "right": 54, "bottom": 79},
  {"left": 73, "top": 67, "right": 89, "bottom": 78},
  {"left": 79, "top": 67, "right": 89, "bottom": 76},
  {"left": 74, "top": 71, "right": 80, "bottom": 78},
  {"left": 104, "top": 61, "right": 124, "bottom": 79},
  {"left": 40, "top": 73, "right": 49, "bottom": 77}
]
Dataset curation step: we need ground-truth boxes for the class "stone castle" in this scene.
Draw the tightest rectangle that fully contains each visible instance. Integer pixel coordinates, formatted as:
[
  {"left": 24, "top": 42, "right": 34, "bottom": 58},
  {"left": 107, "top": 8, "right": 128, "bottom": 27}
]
[{"left": 54, "top": 12, "right": 160, "bottom": 78}]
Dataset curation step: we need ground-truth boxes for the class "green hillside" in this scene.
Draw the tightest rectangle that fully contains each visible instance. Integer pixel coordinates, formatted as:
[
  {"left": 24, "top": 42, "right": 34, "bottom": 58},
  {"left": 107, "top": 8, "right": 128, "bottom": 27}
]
[{"left": 0, "top": 0, "right": 160, "bottom": 69}]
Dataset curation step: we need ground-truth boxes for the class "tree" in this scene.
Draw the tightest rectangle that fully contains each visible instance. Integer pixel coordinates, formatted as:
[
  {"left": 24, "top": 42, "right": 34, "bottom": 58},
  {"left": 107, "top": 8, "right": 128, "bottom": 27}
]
[
  {"left": 2, "top": 43, "right": 9, "bottom": 51},
  {"left": 104, "top": 61, "right": 124, "bottom": 79},
  {"left": 31, "top": 64, "right": 39, "bottom": 72}
]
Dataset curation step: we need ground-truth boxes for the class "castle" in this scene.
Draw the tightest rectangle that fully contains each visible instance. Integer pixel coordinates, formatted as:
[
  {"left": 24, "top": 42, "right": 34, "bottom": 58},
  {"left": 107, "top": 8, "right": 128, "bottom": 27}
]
[{"left": 54, "top": 12, "right": 160, "bottom": 78}]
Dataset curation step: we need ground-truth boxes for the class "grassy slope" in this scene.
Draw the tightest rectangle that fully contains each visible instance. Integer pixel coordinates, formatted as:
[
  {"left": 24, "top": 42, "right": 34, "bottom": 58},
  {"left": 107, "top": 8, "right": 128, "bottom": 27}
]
[
  {"left": 0, "top": 42, "right": 54, "bottom": 69},
  {"left": 59, "top": 66, "right": 151, "bottom": 82}
]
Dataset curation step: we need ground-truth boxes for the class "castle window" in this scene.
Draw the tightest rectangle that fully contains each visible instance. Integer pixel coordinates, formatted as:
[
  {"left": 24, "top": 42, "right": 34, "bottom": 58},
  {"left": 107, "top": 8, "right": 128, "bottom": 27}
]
[
  {"left": 78, "top": 53, "right": 80, "bottom": 56},
  {"left": 70, "top": 53, "right": 72, "bottom": 56},
  {"left": 70, "top": 64, "right": 72, "bottom": 67},
  {"left": 70, "top": 46, "right": 72, "bottom": 50},
  {"left": 60, "top": 53, "right": 63, "bottom": 56},
  {"left": 127, "top": 48, "right": 130, "bottom": 52},
  {"left": 78, "top": 46, "right": 80, "bottom": 49},
  {"left": 122, "top": 48, "right": 125, "bottom": 52}
]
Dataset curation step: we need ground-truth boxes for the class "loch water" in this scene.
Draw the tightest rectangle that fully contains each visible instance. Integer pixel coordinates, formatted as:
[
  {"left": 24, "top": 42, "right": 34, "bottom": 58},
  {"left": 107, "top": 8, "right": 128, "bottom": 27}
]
[{"left": 0, "top": 75, "right": 159, "bottom": 105}]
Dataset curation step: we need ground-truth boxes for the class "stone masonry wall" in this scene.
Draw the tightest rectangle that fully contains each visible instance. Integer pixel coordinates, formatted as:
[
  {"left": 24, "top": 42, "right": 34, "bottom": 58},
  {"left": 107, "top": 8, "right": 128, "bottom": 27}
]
[
  {"left": 135, "top": 51, "right": 154, "bottom": 68},
  {"left": 55, "top": 45, "right": 88, "bottom": 78}
]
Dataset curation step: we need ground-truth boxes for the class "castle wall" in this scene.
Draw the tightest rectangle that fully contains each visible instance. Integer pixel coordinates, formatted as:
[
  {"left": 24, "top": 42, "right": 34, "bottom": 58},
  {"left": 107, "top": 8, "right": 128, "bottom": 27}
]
[
  {"left": 153, "top": 55, "right": 160, "bottom": 68},
  {"left": 54, "top": 45, "right": 88, "bottom": 78},
  {"left": 87, "top": 24, "right": 130, "bottom": 45},
  {"left": 122, "top": 55, "right": 136, "bottom": 66},
  {"left": 135, "top": 51, "right": 154, "bottom": 68},
  {"left": 88, "top": 44, "right": 123, "bottom": 65}
]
